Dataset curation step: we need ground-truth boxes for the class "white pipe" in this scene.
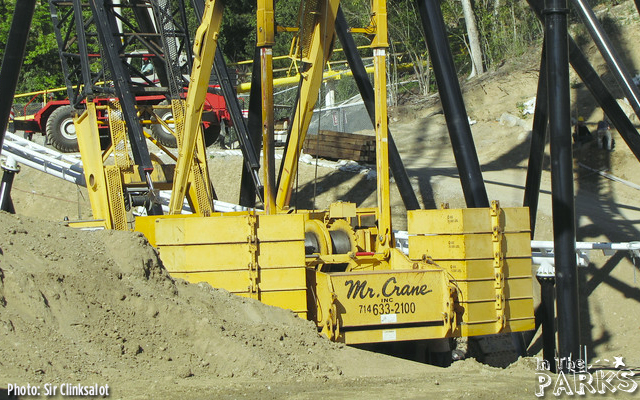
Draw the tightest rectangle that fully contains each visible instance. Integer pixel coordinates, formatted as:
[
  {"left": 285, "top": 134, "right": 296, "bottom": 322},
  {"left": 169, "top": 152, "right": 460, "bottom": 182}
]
[
  {"left": 2, "top": 134, "right": 83, "bottom": 185},
  {"left": 4, "top": 132, "right": 80, "bottom": 164},
  {"left": 532, "top": 240, "right": 640, "bottom": 251},
  {"left": 578, "top": 163, "right": 640, "bottom": 191},
  {"left": 396, "top": 231, "right": 638, "bottom": 264}
]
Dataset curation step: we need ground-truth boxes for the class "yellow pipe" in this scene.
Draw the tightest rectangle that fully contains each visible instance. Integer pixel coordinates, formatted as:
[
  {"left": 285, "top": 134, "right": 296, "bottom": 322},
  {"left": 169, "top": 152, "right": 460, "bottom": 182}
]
[
  {"left": 371, "top": 0, "right": 392, "bottom": 249},
  {"left": 13, "top": 86, "right": 68, "bottom": 99},
  {"left": 236, "top": 61, "right": 420, "bottom": 93}
]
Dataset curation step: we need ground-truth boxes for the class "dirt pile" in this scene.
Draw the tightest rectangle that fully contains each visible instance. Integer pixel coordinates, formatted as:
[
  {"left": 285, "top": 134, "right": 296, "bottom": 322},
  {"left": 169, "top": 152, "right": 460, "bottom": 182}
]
[
  {"left": 0, "top": 212, "right": 542, "bottom": 399},
  {"left": 0, "top": 211, "right": 349, "bottom": 386}
]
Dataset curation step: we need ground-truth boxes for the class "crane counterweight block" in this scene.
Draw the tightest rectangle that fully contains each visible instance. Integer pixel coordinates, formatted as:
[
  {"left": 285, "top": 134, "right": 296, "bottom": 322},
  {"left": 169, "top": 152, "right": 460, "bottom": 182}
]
[{"left": 135, "top": 202, "right": 534, "bottom": 344}]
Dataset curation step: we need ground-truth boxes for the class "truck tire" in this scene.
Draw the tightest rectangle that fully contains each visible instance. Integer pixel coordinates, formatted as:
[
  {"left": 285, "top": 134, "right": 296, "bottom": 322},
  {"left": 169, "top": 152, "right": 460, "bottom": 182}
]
[
  {"left": 46, "top": 105, "right": 79, "bottom": 152},
  {"left": 151, "top": 105, "right": 220, "bottom": 148}
]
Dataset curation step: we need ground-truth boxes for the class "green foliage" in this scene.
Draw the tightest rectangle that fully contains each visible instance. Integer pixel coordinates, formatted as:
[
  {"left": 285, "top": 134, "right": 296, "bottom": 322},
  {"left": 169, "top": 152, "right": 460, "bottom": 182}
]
[
  {"left": 0, "top": 1, "right": 62, "bottom": 94},
  {"left": 0, "top": 0, "right": 573, "bottom": 97},
  {"left": 387, "top": 0, "right": 432, "bottom": 95},
  {"left": 219, "top": 1, "right": 256, "bottom": 63},
  {"left": 474, "top": 0, "right": 543, "bottom": 69}
]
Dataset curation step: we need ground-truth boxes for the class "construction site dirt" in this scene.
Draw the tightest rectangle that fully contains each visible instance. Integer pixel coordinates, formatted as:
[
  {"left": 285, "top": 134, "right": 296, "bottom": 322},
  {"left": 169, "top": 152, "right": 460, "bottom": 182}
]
[{"left": 2, "top": 2, "right": 640, "bottom": 398}]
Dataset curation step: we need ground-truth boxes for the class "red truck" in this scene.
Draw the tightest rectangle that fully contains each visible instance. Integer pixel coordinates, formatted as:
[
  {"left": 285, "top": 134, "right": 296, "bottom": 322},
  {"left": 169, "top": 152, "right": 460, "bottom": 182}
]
[{"left": 11, "top": 91, "right": 231, "bottom": 153}]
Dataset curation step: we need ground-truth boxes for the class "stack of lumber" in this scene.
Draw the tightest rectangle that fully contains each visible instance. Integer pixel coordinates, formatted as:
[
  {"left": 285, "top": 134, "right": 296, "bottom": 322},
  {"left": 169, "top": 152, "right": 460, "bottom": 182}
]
[{"left": 303, "top": 130, "right": 376, "bottom": 163}]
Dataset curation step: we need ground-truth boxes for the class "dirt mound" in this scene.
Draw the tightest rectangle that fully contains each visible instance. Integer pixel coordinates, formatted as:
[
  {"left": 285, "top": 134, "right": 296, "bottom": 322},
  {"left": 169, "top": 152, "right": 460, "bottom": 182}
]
[{"left": 0, "top": 212, "right": 349, "bottom": 386}]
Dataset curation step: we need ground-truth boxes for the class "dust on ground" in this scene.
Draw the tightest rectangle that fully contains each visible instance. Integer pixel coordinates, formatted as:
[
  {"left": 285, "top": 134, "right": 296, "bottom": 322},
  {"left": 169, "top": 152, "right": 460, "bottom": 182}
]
[{"left": 3, "top": 1, "right": 640, "bottom": 398}]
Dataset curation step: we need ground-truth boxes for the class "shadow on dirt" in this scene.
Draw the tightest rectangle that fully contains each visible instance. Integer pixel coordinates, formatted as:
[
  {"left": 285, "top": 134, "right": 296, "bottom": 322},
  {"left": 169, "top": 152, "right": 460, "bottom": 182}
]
[{"left": 574, "top": 142, "right": 640, "bottom": 357}]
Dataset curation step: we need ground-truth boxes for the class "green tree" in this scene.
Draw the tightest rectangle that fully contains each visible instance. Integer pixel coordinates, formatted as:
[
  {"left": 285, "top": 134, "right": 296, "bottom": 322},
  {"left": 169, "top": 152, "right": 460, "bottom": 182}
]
[
  {"left": 474, "top": 0, "right": 543, "bottom": 70},
  {"left": 0, "top": 1, "right": 62, "bottom": 94},
  {"left": 218, "top": 1, "right": 256, "bottom": 63},
  {"left": 388, "top": 0, "right": 432, "bottom": 96}
]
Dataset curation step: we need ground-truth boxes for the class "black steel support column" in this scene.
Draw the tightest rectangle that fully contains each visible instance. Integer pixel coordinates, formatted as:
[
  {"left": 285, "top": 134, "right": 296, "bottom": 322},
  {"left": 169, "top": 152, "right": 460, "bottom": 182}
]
[
  {"left": 545, "top": 0, "right": 581, "bottom": 370},
  {"left": 335, "top": 7, "right": 420, "bottom": 211},
  {"left": 524, "top": 43, "right": 549, "bottom": 236},
  {"left": 571, "top": 0, "right": 640, "bottom": 121},
  {"left": 415, "top": 0, "right": 489, "bottom": 208},
  {"left": 239, "top": 48, "right": 265, "bottom": 207},
  {"left": 0, "top": 0, "right": 37, "bottom": 151},
  {"left": 528, "top": 0, "right": 640, "bottom": 163},
  {"left": 214, "top": 49, "right": 264, "bottom": 203}
]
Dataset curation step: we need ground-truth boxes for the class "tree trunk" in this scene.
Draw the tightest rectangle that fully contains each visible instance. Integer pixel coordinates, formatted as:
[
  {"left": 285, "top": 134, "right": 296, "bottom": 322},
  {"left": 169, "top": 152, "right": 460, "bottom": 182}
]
[{"left": 460, "top": 0, "right": 484, "bottom": 78}]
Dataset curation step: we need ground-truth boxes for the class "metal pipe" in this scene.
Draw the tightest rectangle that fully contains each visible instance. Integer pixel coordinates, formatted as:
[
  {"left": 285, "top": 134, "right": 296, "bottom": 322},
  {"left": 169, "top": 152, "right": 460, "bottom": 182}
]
[
  {"left": 0, "top": 156, "right": 19, "bottom": 213},
  {"left": 523, "top": 44, "right": 549, "bottom": 237},
  {"left": 213, "top": 48, "right": 264, "bottom": 203},
  {"left": 545, "top": 0, "right": 581, "bottom": 370},
  {"left": 532, "top": 240, "right": 640, "bottom": 251},
  {"left": 415, "top": 0, "right": 489, "bottom": 208},
  {"left": 571, "top": 0, "right": 640, "bottom": 121},
  {"left": 335, "top": 6, "right": 420, "bottom": 211},
  {"left": 2, "top": 135, "right": 84, "bottom": 185},
  {"left": 578, "top": 162, "right": 640, "bottom": 190},
  {"left": 0, "top": 0, "right": 37, "bottom": 152}
]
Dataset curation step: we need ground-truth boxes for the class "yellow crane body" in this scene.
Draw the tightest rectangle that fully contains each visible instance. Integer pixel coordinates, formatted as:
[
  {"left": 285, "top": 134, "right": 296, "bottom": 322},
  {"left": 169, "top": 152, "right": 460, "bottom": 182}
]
[
  {"left": 135, "top": 200, "right": 534, "bottom": 344},
  {"left": 67, "top": 0, "right": 534, "bottom": 346}
]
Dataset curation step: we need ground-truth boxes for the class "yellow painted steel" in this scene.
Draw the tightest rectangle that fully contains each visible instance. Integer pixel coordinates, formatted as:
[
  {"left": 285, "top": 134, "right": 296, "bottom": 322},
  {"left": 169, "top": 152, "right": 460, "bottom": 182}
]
[
  {"left": 170, "top": 268, "right": 308, "bottom": 293},
  {"left": 275, "top": 0, "right": 341, "bottom": 210},
  {"left": 330, "top": 270, "right": 452, "bottom": 326},
  {"left": 68, "top": 0, "right": 535, "bottom": 347},
  {"left": 256, "top": 0, "right": 275, "bottom": 47},
  {"left": 440, "top": 258, "right": 532, "bottom": 281},
  {"left": 74, "top": 102, "right": 112, "bottom": 229},
  {"left": 104, "top": 165, "right": 128, "bottom": 230},
  {"left": 168, "top": 0, "right": 222, "bottom": 214},
  {"left": 257, "top": 0, "right": 277, "bottom": 213},
  {"left": 407, "top": 206, "right": 531, "bottom": 234},
  {"left": 408, "top": 232, "right": 532, "bottom": 260},
  {"left": 235, "top": 65, "right": 376, "bottom": 93},
  {"left": 107, "top": 100, "right": 133, "bottom": 170},
  {"left": 407, "top": 205, "right": 535, "bottom": 336},
  {"left": 153, "top": 98, "right": 214, "bottom": 214},
  {"left": 260, "top": 47, "right": 277, "bottom": 213},
  {"left": 67, "top": 220, "right": 107, "bottom": 229},
  {"left": 120, "top": 155, "right": 174, "bottom": 188},
  {"left": 136, "top": 212, "right": 309, "bottom": 312},
  {"left": 372, "top": 0, "right": 392, "bottom": 250},
  {"left": 136, "top": 202, "right": 534, "bottom": 343},
  {"left": 240, "top": 290, "right": 308, "bottom": 316}
]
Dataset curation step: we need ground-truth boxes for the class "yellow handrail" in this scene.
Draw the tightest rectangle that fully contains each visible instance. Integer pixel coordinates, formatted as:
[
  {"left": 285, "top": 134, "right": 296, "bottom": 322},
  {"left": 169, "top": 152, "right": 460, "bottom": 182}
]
[{"left": 13, "top": 86, "right": 68, "bottom": 100}]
